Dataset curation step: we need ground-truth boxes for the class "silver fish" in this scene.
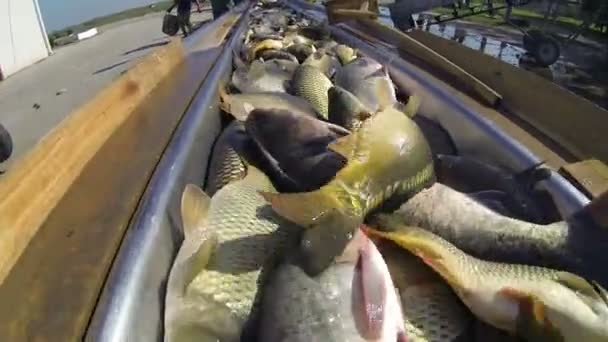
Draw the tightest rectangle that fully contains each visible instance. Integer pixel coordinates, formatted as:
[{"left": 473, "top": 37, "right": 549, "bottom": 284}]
[
  {"left": 164, "top": 167, "right": 301, "bottom": 342},
  {"left": 334, "top": 57, "right": 398, "bottom": 112},
  {"left": 259, "top": 228, "right": 407, "bottom": 342},
  {"left": 231, "top": 59, "right": 298, "bottom": 94}
]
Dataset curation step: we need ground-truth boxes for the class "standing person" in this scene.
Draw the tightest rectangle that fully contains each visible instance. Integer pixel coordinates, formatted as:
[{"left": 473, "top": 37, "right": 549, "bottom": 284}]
[
  {"left": 168, "top": 0, "right": 200, "bottom": 37},
  {"left": 210, "top": 0, "right": 244, "bottom": 20}
]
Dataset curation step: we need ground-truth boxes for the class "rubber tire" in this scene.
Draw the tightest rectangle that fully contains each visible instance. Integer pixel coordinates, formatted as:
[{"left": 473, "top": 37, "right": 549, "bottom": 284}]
[
  {"left": 532, "top": 35, "right": 560, "bottom": 67},
  {"left": 522, "top": 29, "right": 543, "bottom": 52},
  {"left": 0, "top": 124, "right": 13, "bottom": 163}
]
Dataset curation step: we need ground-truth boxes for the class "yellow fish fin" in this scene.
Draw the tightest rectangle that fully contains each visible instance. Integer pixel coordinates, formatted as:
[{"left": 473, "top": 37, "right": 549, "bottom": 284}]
[
  {"left": 363, "top": 221, "right": 462, "bottom": 290},
  {"left": 373, "top": 77, "right": 396, "bottom": 111},
  {"left": 184, "top": 234, "right": 219, "bottom": 293},
  {"left": 328, "top": 126, "right": 371, "bottom": 162},
  {"left": 554, "top": 271, "right": 608, "bottom": 304},
  {"left": 299, "top": 210, "right": 361, "bottom": 275},
  {"left": 259, "top": 188, "right": 338, "bottom": 227},
  {"left": 181, "top": 184, "right": 211, "bottom": 240},
  {"left": 499, "top": 287, "right": 565, "bottom": 342},
  {"left": 400, "top": 95, "right": 422, "bottom": 118}
]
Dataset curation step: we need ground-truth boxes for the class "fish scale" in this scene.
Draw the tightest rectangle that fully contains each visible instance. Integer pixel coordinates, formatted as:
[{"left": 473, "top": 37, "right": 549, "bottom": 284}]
[
  {"left": 205, "top": 121, "right": 248, "bottom": 196},
  {"left": 166, "top": 167, "right": 301, "bottom": 342},
  {"left": 367, "top": 220, "right": 608, "bottom": 342},
  {"left": 260, "top": 103, "right": 435, "bottom": 275},
  {"left": 291, "top": 64, "right": 333, "bottom": 119}
]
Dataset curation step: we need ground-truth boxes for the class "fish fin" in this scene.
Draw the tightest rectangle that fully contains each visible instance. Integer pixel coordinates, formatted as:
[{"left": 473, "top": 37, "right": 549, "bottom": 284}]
[
  {"left": 363, "top": 220, "right": 463, "bottom": 290},
  {"left": 181, "top": 184, "right": 211, "bottom": 239},
  {"left": 498, "top": 287, "right": 564, "bottom": 342},
  {"left": 554, "top": 271, "right": 607, "bottom": 304},
  {"left": 297, "top": 210, "right": 360, "bottom": 275},
  {"left": 327, "top": 121, "right": 352, "bottom": 137},
  {"left": 258, "top": 188, "right": 337, "bottom": 227},
  {"left": 400, "top": 95, "right": 422, "bottom": 118},
  {"left": 391, "top": 102, "right": 410, "bottom": 117},
  {"left": 184, "top": 234, "right": 219, "bottom": 292},
  {"left": 327, "top": 133, "right": 355, "bottom": 159},
  {"left": 373, "top": 78, "right": 396, "bottom": 111}
]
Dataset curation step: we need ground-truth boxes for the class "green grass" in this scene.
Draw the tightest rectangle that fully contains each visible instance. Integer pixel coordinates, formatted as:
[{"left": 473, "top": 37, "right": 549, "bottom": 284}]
[
  {"left": 48, "top": 1, "right": 173, "bottom": 46},
  {"left": 430, "top": 2, "right": 589, "bottom": 30}
]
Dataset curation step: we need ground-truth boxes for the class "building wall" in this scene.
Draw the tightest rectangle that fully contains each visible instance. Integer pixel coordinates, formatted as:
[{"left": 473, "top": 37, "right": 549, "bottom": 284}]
[{"left": 0, "top": 0, "right": 52, "bottom": 79}]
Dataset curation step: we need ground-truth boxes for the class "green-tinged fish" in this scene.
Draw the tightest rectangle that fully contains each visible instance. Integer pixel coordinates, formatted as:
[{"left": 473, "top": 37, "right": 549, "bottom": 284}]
[
  {"left": 260, "top": 100, "right": 435, "bottom": 275},
  {"left": 204, "top": 121, "right": 248, "bottom": 197},
  {"left": 286, "top": 43, "right": 316, "bottom": 63},
  {"left": 258, "top": 49, "right": 299, "bottom": 63},
  {"left": 283, "top": 31, "right": 315, "bottom": 47},
  {"left": 328, "top": 85, "right": 372, "bottom": 130},
  {"left": 334, "top": 44, "right": 357, "bottom": 65},
  {"left": 290, "top": 64, "right": 334, "bottom": 119},
  {"left": 302, "top": 50, "right": 341, "bottom": 78},
  {"left": 231, "top": 59, "right": 298, "bottom": 93},
  {"left": 246, "top": 108, "right": 349, "bottom": 192},
  {"left": 164, "top": 167, "right": 301, "bottom": 342},
  {"left": 315, "top": 39, "right": 339, "bottom": 51},
  {"left": 378, "top": 240, "right": 472, "bottom": 342},
  {"left": 259, "top": 228, "right": 407, "bottom": 342},
  {"left": 334, "top": 57, "right": 398, "bottom": 112},
  {"left": 383, "top": 182, "right": 608, "bottom": 289},
  {"left": 365, "top": 219, "right": 608, "bottom": 342},
  {"left": 248, "top": 39, "right": 284, "bottom": 61},
  {"left": 219, "top": 88, "right": 319, "bottom": 121}
]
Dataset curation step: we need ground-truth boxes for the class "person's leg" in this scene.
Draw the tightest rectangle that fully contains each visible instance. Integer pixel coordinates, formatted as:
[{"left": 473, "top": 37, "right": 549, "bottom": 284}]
[
  {"left": 210, "top": 0, "right": 230, "bottom": 19},
  {"left": 178, "top": 12, "right": 188, "bottom": 36},
  {"left": 185, "top": 11, "right": 193, "bottom": 33}
]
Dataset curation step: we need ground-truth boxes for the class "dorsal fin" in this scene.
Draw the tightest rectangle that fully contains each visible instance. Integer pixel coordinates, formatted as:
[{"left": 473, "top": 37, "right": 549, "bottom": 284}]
[
  {"left": 328, "top": 133, "right": 356, "bottom": 159},
  {"left": 400, "top": 95, "right": 421, "bottom": 118},
  {"left": 555, "top": 271, "right": 607, "bottom": 304},
  {"left": 181, "top": 184, "right": 211, "bottom": 239}
]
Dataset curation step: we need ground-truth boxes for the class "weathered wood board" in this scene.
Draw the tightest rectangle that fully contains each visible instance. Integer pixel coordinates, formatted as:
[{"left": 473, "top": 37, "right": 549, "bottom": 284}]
[{"left": 407, "top": 29, "right": 608, "bottom": 164}]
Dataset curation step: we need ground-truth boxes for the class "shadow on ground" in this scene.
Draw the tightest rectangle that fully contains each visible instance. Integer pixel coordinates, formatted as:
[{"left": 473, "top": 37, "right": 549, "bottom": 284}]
[
  {"left": 123, "top": 41, "right": 170, "bottom": 55},
  {"left": 93, "top": 60, "right": 131, "bottom": 75}
]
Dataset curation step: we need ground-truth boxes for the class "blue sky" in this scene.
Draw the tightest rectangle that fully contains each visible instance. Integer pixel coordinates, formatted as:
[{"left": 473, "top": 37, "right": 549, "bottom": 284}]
[{"left": 39, "top": 0, "right": 161, "bottom": 32}]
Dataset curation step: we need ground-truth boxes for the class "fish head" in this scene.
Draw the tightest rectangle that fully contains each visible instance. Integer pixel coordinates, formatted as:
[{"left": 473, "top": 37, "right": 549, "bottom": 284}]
[
  {"left": 328, "top": 86, "right": 372, "bottom": 129},
  {"left": 352, "top": 228, "right": 408, "bottom": 341},
  {"left": 541, "top": 276, "right": 608, "bottom": 341},
  {"left": 260, "top": 228, "right": 406, "bottom": 342},
  {"left": 246, "top": 108, "right": 348, "bottom": 158}
]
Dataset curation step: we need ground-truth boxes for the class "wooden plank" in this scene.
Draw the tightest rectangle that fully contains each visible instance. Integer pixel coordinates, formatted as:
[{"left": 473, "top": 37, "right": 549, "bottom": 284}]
[
  {"left": 0, "top": 43, "right": 226, "bottom": 340},
  {"left": 407, "top": 30, "right": 608, "bottom": 163},
  {"left": 356, "top": 19, "right": 503, "bottom": 107},
  {"left": 0, "top": 39, "right": 185, "bottom": 286}
]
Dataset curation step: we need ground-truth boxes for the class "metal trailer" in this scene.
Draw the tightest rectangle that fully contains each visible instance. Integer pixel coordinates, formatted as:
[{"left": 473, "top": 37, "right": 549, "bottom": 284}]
[
  {"left": 85, "top": 1, "right": 589, "bottom": 341},
  {"left": 388, "top": 0, "right": 602, "bottom": 66}
]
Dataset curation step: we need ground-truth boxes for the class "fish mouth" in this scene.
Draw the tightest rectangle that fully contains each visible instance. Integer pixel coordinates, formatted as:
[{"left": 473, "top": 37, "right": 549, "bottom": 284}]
[{"left": 351, "top": 229, "right": 407, "bottom": 341}]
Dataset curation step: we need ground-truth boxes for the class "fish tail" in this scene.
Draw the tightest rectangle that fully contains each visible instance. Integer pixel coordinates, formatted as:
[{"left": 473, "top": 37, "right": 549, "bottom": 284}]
[
  {"left": 218, "top": 80, "right": 233, "bottom": 116},
  {"left": 258, "top": 186, "right": 339, "bottom": 227}
]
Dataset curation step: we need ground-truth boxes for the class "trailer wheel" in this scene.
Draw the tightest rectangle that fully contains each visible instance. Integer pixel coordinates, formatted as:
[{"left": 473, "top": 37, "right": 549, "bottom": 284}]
[
  {"left": 523, "top": 30, "right": 560, "bottom": 67},
  {"left": 0, "top": 124, "right": 13, "bottom": 163},
  {"left": 532, "top": 35, "right": 560, "bottom": 67}
]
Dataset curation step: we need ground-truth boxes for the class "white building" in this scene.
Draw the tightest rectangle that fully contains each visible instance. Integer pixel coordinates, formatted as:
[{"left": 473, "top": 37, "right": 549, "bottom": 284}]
[{"left": 0, "top": 0, "right": 52, "bottom": 80}]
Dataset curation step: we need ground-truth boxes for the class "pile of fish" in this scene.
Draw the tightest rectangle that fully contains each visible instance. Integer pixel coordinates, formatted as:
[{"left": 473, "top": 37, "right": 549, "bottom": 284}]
[{"left": 164, "top": 1, "right": 608, "bottom": 341}]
